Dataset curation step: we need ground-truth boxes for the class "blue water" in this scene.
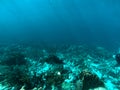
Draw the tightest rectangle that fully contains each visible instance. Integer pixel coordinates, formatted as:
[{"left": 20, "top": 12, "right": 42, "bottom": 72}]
[{"left": 0, "top": 0, "right": 120, "bottom": 50}]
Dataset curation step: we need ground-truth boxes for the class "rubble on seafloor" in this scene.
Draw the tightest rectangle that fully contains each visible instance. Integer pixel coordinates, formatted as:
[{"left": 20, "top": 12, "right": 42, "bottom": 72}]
[{"left": 0, "top": 44, "right": 119, "bottom": 90}]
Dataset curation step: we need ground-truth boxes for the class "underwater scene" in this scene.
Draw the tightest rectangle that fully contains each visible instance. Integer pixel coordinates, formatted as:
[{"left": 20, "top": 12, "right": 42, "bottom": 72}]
[{"left": 0, "top": 0, "right": 120, "bottom": 90}]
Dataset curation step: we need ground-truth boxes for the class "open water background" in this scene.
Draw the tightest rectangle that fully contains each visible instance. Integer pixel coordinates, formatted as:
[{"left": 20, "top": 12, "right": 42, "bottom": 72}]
[{"left": 0, "top": 0, "right": 120, "bottom": 50}]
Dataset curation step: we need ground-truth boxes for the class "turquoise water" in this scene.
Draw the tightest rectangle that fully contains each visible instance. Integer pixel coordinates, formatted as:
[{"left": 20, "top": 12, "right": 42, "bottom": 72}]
[{"left": 0, "top": 0, "right": 120, "bottom": 48}]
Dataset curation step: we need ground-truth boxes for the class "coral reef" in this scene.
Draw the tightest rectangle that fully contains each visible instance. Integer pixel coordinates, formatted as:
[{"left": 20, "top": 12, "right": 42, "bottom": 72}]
[
  {"left": 0, "top": 44, "right": 119, "bottom": 90},
  {"left": 115, "top": 53, "right": 120, "bottom": 64},
  {"left": 79, "top": 70, "right": 105, "bottom": 90},
  {"left": 5, "top": 65, "right": 31, "bottom": 89},
  {"left": 0, "top": 50, "right": 27, "bottom": 66},
  {"left": 44, "top": 55, "right": 64, "bottom": 64}
]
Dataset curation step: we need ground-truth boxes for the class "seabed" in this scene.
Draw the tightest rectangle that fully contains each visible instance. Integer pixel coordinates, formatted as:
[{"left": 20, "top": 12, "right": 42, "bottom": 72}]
[{"left": 0, "top": 44, "right": 119, "bottom": 90}]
